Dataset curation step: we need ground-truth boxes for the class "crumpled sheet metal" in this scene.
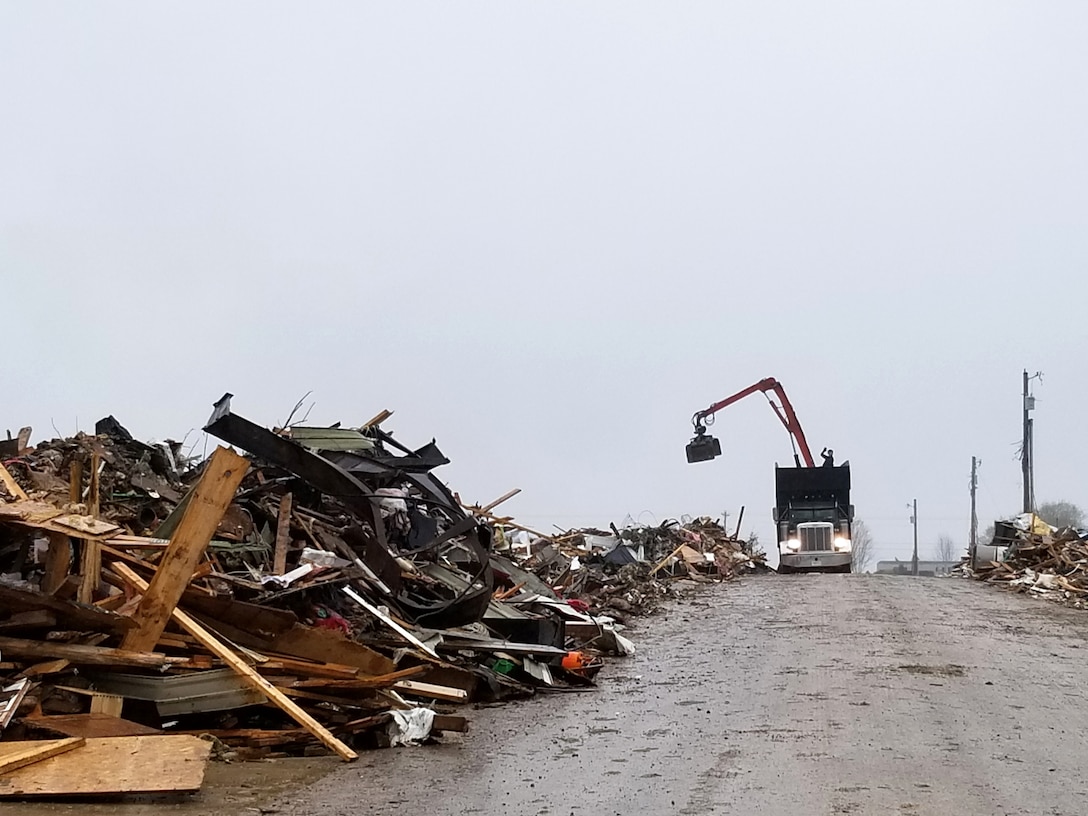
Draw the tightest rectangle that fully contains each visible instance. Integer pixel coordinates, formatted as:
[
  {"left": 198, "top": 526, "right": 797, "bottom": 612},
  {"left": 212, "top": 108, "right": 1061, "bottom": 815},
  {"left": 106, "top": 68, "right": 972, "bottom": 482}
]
[{"left": 203, "top": 393, "right": 390, "bottom": 550}]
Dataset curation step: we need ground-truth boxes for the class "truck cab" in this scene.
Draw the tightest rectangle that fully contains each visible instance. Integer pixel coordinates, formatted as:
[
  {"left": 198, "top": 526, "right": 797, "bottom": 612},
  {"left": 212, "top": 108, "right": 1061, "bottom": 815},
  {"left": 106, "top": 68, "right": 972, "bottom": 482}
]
[{"left": 775, "top": 463, "right": 853, "bottom": 573}]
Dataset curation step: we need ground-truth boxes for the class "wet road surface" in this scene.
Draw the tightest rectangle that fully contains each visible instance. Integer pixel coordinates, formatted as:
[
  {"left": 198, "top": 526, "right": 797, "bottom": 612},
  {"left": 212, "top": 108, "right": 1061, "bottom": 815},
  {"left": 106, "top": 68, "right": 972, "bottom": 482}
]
[
  {"left": 279, "top": 574, "right": 1088, "bottom": 815},
  {"left": 11, "top": 574, "right": 1087, "bottom": 816}
]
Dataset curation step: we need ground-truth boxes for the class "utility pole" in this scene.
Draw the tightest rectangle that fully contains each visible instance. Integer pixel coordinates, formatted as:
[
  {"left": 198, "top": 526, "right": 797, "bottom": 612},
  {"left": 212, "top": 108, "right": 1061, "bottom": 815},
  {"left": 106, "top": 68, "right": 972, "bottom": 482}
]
[
  {"left": 910, "top": 498, "right": 919, "bottom": 576},
  {"left": 1022, "top": 370, "right": 1041, "bottom": 514},
  {"left": 969, "top": 457, "right": 980, "bottom": 563}
]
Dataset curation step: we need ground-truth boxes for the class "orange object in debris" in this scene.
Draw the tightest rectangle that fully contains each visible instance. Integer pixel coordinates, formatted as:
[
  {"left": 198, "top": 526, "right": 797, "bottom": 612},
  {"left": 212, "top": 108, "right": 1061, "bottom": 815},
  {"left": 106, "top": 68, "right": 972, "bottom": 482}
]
[{"left": 562, "top": 651, "right": 591, "bottom": 671}]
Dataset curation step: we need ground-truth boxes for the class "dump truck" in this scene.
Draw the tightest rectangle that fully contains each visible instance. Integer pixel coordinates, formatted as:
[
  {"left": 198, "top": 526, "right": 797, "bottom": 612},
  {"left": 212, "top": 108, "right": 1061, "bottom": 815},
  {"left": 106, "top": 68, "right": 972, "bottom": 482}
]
[
  {"left": 773, "top": 461, "right": 853, "bottom": 573},
  {"left": 686, "top": 377, "right": 854, "bottom": 573}
]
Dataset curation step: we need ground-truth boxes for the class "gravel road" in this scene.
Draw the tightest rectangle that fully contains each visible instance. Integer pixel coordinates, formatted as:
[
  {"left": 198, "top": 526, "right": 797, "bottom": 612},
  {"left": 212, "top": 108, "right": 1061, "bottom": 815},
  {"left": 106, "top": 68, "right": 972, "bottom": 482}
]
[
  {"left": 12, "top": 574, "right": 1085, "bottom": 816},
  {"left": 279, "top": 574, "right": 1088, "bottom": 816}
]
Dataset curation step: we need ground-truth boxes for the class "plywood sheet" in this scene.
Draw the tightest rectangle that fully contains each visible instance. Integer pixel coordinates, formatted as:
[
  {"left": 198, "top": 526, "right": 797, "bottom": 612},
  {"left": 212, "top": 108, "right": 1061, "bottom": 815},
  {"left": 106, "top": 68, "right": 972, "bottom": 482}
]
[
  {"left": 0, "top": 738, "right": 84, "bottom": 774},
  {"left": 0, "top": 735, "right": 211, "bottom": 796}
]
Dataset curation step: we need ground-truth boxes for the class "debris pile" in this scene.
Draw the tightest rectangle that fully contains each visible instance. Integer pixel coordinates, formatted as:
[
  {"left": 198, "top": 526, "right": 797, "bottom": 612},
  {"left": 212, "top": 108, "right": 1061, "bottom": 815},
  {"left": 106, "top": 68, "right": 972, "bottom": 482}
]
[
  {"left": 0, "top": 397, "right": 761, "bottom": 796},
  {"left": 970, "top": 514, "right": 1088, "bottom": 607}
]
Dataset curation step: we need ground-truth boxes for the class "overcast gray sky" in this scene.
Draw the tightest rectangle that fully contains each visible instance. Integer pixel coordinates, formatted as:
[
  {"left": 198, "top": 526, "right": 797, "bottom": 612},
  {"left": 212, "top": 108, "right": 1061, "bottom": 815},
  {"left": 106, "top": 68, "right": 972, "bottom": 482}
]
[{"left": 3, "top": 3, "right": 1086, "bottom": 566}]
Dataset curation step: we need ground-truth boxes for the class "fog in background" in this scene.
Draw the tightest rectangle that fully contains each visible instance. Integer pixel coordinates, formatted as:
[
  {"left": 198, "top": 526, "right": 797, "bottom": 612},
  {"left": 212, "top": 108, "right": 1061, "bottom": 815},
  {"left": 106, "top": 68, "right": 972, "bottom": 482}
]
[{"left": 3, "top": 3, "right": 1086, "bottom": 567}]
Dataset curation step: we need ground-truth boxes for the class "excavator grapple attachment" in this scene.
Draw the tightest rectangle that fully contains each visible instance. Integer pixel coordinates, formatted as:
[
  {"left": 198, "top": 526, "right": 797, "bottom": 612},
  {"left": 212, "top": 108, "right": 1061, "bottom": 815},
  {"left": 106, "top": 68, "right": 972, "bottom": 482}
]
[{"left": 686, "top": 433, "right": 722, "bottom": 463}]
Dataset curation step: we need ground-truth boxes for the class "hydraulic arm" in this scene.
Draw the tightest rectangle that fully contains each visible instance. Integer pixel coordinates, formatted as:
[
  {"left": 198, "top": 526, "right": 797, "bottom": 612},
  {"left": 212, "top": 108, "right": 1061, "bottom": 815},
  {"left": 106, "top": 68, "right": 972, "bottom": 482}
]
[{"left": 686, "top": 377, "right": 816, "bottom": 467}]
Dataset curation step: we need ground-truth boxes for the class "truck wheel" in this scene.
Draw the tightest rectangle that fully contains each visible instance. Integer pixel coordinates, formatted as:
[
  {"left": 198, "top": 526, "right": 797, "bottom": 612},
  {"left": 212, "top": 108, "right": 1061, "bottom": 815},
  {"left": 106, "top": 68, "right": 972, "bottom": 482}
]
[{"left": 778, "top": 564, "right": 794, "bottom": 575}]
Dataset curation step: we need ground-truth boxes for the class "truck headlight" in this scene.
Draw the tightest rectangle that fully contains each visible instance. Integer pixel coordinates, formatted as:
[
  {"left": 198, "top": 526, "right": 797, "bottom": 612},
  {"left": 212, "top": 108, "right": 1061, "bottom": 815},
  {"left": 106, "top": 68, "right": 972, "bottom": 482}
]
[
  {"left": 834, "top": 537, "right": 852, "bottom": 552},
  {"left": 783, "top": 538, "right": 800, "bottom": 552}
]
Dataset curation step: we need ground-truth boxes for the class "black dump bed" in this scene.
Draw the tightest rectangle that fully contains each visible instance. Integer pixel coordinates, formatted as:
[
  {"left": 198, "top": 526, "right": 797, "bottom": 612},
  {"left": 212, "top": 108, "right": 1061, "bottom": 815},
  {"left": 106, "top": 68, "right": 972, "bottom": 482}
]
[{"left": 775, "top": 464, "right": 851, "bottom": 510}]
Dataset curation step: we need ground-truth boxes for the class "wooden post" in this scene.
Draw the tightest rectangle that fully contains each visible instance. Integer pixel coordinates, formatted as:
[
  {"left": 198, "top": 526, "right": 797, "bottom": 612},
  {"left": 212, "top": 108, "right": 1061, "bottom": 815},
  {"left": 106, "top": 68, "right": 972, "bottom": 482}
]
[
  {"left": 68, "top": 461, "right": 82, "bottom": 505},
  {"left": 77, "top": 453, "right": 101, "bottom": 604},
  {"left": 121, "top": 447, "right": 249, "bottom": 653},
  {"left": 273, "top": 492, "right": 293, "bottom": 575},
  {"left": 111, "top": 562, "right": 358, "bottom": 762}
]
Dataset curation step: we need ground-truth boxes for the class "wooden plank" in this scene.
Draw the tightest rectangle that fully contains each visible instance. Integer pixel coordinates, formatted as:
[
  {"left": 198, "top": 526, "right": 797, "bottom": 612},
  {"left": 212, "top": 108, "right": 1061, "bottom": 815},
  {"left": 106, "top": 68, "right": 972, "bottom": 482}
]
[
  {"left": 68, "top": 460, "right": 82, "bottom": 505},
  {"left": 285, "top": 665, "right": 427, "bottom": 690},
  {"left": 54, "top": 515, "right": 119, "bottom": 537},
  {"left": 0, "top": 501, "right": 63, "bottom": 526},
  {"left": 269, "top": 625, "right": 396, "bottom": 677},
  {"left": 0, "top": 738, "right": 84, "bottom": 775},
  {"left": 22, "top": 713, "right": 161, "bottom": 739},
  {"left": 18, "top": 659, "right": 70, "bottom": 678},
  {"left": 393, "top": 679, "right": 468, "bottom": 702},
  {"left": 112, "top": 562, "right": 358, "bottom": 762},
  {"left": 361, "top": 409, "right": 393, "bottom": 428},
  {"left": 41, "top": 531, "right": 72, "bottom": 596},
  {"left": 179, "top": 727, "right": 312, "bottom": 747},
  {"left": 255, "top": 655, "right": 359, "bottom": 680},
  {"left": 0, "top": 462, "right": 29, "bottom": 501},
  {"left": 0, "top": 636, "right": 177, "bottom": 668},
  {"left": 273, "top": 491, "right": 293, "bottom": 575},
  {"left": 431, "top": 714, "right": 468, "bottom": 732},
  {"left": 0, "top": 584, "right": 133, "bottom": 632},
  {"left": 0, "top": 735, "right": 210, "bottom": 796},
  {"left": 121, "top": 447, "right": 249, "bottom": 653},
  {"left": 342, "top": 586, "right": 439, "bottom": 659}
]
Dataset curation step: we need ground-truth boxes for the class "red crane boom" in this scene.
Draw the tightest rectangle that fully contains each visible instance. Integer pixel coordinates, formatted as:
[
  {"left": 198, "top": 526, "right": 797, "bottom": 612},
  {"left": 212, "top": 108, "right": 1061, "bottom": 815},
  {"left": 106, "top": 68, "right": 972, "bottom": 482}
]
[{"left": 687, "top": 377, "right": 816, "bottom": 468}]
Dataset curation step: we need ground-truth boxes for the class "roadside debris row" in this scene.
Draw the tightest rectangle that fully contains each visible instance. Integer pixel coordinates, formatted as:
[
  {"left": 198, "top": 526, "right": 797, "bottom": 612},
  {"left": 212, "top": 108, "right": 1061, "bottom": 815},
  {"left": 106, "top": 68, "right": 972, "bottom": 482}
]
[
  {"left": 968, "top": 513, "right": 1088, "bottom": 607},
  {"left": 0, "top": 397, "right": 762, "bottom": 797}
]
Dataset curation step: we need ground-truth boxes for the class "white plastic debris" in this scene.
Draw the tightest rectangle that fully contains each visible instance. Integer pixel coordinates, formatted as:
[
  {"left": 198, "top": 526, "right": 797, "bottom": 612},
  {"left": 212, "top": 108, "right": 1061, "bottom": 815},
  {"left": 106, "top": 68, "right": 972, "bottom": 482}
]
[
  {"left": 299, "top": 548, "right": 350, "bottom": 569},
  {"left": 387, "top": 707, "right": 436, "bottom": 747}
]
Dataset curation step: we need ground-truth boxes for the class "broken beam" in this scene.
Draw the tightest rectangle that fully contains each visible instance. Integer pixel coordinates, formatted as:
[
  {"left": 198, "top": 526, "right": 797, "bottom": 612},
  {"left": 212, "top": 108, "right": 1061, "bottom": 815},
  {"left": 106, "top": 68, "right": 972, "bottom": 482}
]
[
  {"left": 121, "top": 446, "right": 249, "bottom": 653},
  {"left": 112, "top": 562, "right": 358, "bottom": 762}
]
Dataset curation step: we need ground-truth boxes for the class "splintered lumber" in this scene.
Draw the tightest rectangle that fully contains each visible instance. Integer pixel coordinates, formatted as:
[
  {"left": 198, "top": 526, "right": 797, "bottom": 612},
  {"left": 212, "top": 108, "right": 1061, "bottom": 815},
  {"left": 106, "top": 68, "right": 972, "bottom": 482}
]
[
  {"left": 0, "top": 737, "right": 84, "bottom": 775},
  {"left": 77, "top": 451, "right": 102, "bottom": 604},
  {"left": 0, "top": 462, "right": 29, "bottom": 501},
  {"left": 0, "top": 636, "right": 179, "bottom": 669},
  {"left": 273, "top": 491, "right": 293, "bottom": 575},
  {"left": 41, "top": 531, "right": 71, "bottom": 595},
  {"left": 122, "top": 446, "right": 249, "bottom": 653},
  {"left": 112, "top": 562, "right": 358, "bottom": 762},
  {"left": 0, "top": 735, "right": 211, "bottom": 796}
]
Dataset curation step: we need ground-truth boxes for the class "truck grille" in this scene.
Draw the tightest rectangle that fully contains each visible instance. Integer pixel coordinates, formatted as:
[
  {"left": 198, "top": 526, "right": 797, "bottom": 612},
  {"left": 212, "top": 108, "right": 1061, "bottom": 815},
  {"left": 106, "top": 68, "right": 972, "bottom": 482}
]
[{"left": 799, "top": 526, "right": 832, "bottom": 552}]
